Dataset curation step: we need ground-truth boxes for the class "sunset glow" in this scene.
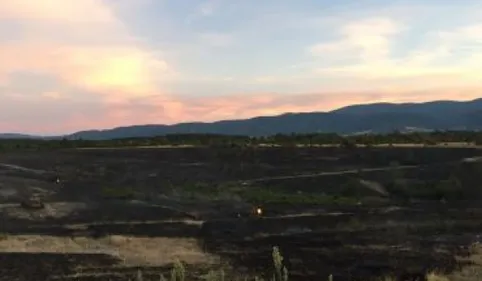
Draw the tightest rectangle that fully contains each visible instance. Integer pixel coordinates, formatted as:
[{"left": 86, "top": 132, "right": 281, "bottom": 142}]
[{"left": 1, "top": 0, "right": 481, "bottom": 134}]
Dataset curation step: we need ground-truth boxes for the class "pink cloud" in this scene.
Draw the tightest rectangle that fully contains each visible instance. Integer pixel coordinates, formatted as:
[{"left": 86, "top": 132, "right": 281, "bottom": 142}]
[
  {"left": 0, "top": 0, "right": 174, "bottom": 103},
  {"left": 0, "top": 40, "right": 173, "bottom": 100}
]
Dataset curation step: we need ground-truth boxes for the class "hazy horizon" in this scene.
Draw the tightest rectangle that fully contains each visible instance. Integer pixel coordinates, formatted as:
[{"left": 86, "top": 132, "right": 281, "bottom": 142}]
[
  {"left": 2, "top": 96, "right": 481, "bottom": 136},
  {"left": 1, "top": 0, "right": 482, "bottom": 135}
]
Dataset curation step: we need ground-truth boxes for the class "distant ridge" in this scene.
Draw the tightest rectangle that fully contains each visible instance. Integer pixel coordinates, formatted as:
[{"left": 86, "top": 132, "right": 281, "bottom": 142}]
[
  {"left": 2, "top": 98, "right": 482, "bottom": 140},
  {"left": 0, "top": 133, "right": 40, "bottom": 139}
]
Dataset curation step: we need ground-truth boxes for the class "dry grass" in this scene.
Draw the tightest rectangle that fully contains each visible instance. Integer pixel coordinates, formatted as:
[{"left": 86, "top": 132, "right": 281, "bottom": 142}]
[
  {"left": 0, "top": 235, "right": 481, "bottom": 280},
  {"left": 444, "top": 243, "right": 482, "bottom": 281},
  {"left": 0, "top": 234, "right": 217, "bottom": 266}
]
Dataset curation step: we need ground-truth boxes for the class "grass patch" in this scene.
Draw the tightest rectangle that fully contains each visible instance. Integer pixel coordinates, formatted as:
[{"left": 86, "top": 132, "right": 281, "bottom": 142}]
[{"left": 169, "top": 181, "right": 362, "bottom": 205}]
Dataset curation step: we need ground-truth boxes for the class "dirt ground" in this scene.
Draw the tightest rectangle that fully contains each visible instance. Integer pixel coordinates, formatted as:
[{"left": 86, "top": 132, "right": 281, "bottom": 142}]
[{"left": 1, "top": 146, "right": 482, "bottom": 280}]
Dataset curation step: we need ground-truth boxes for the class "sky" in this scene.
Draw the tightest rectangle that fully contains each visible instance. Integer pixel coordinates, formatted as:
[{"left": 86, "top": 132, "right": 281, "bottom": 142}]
[{"left": 1, "top": 0, "right": 482, "bottom": 135}]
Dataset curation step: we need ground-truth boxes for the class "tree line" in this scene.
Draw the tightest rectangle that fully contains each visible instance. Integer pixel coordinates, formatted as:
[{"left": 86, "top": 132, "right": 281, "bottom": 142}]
[{"left": 0, "top": 130, "right": 481, "bottom": 151}]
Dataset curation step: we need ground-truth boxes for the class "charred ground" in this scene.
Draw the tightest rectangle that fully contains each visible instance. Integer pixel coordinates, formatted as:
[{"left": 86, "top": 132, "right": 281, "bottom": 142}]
[{"left": 1, "top": 143, "right": 482, "bottom": 280}]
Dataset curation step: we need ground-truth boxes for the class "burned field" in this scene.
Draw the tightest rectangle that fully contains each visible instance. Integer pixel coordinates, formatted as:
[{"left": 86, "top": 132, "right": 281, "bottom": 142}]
[{"left": 1, "top": 146, "right": 482, "bottom": 280}]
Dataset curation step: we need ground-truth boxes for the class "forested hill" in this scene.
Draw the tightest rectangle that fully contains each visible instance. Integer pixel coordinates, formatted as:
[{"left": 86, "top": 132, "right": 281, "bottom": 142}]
[
  {"left": 66, "top": 98, "right": 482, "bottom": 140},
  {"left": 2, "top": 98, "right": 482, "bottom": 140}
]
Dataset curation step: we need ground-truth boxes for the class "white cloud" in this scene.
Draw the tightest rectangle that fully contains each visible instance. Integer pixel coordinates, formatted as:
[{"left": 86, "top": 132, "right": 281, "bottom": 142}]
[
  {"left": 309, "top": 18, "right": 403, "bottom": 62},
  {"left": 310, "top": 16, "right": 482, "bottom": 86},
  {"left": 438, "top": 23, "right": 482, "bottom": 43}
]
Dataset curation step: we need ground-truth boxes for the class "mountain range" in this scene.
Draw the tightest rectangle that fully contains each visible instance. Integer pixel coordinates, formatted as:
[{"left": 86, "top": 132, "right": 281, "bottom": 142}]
[{"left": 2, "top": 98, "right": 482, "bottom": 140}]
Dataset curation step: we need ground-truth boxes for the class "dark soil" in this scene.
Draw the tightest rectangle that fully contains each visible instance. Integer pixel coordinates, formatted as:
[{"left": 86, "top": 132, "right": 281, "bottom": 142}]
[
  {"left": 0, "top": 253, "right": 120, "bottom": 281},
  {"left": 201, "top": 206, "right": 482, "bottom": 281},
  {"left": 1, "top": 147, "right": 482, "bottom": 280},
  {"left": 0, "top": 253, "right": 220, "bottom": 281}
]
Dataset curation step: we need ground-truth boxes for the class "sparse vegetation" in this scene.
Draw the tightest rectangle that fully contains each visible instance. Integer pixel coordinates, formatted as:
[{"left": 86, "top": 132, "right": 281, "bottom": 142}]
[
  {"left": 1, "top": 131, "right": 482, "bottom": 151},
  {"left": 128, "top": 245, "right": 482, "bottom": 281}
]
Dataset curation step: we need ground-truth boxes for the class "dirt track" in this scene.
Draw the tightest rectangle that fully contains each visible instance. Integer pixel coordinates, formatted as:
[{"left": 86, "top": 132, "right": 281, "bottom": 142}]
[
  {"left": 0, "top": 163, "right": 48, "bottom": 174},
  {"left": 243, "top": 164, "right": 420, "bottom": 183}
]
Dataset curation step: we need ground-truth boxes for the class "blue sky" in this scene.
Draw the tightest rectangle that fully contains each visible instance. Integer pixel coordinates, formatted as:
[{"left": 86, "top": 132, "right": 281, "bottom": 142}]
[{"left": 1, "top": 0, "right": 481, "bottom": 134}]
